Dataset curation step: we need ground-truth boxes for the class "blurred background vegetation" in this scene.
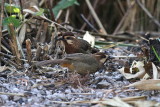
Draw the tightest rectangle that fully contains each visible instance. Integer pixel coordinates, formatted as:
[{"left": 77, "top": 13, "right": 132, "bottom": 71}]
[
  {"left": 4, "top": 0, "right": 160, "bottom": 34},
  {"left": 73, "top": 0, "right": 160, "bottom": 33}
]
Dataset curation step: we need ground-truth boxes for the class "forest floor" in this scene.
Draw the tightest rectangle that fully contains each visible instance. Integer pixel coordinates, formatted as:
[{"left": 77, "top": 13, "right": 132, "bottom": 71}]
[
  {"left": 0, "top": 45, "right": 160, "bottom": 107},
  {"left": 1, "top": 0, "right": 160, "bottom": 107}
]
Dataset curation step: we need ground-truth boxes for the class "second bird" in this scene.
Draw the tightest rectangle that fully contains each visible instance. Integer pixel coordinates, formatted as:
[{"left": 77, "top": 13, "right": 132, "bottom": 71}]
[{"left": 56, "top": 32, "right": 98, "bottom": 54}]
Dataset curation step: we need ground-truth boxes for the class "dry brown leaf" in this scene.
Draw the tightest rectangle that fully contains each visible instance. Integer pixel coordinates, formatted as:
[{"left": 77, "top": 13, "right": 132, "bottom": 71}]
[
  {"left": 118, "top": 61, "right": 149, "bottom": 79},
  {"left": 126, "top": 79, "right": 160, "bottom": 90},
  {"left": 122, "top": 96, "right": 147, "bottom": 102},
  {"left": 127, "top": 100, "right": 160, "bottom": 107},
  {"left": 118, "top": 67, "right": 146, "bottom": 79},
  {"left": 101, "top": 97, "right": 133, "bottom": 107}
]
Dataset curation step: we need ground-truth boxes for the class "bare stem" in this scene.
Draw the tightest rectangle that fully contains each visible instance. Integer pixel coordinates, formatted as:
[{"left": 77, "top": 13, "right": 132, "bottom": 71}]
[
  {"left": 85, "top": 0, "right": 107, "bottom": 35},
  {"left": 0, "top": 0, "right": 5, "bottom": 65}
]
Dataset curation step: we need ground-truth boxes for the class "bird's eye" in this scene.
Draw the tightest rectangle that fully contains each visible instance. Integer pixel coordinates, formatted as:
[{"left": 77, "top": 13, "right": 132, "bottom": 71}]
[{"left": 66, "top": 37, "right": 71, "bottom": 39}]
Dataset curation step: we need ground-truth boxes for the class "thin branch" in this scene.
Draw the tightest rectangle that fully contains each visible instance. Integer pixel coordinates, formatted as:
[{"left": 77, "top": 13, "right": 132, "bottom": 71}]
[
  {"left": 80, "top": 14, "right": 99, "bottom": 33},
  {"left": 81, "top": 0, "right": 98, "bottom": 30},
  {"left": 65, "top": 9, "right": 70, "bottom": 23},
  {"left": 117, "top": 0, "right": 125, "bottom": 15},
  {"left": 19, "top": 0, "right": 24, "bottom": 19},
  {"left": 46, "top": 0, "right": 55, "bottom": 21},
  {"left": 0, "top": 92, "right": 25, "bottom": 97},
  {"left": 1, "top": 58, "right": 19, "bottom": 68},
  {"left": 136, "top": 0, "right": 160, "bottom": 28},
  {"left": 113, "top": 3, "right": 135, "bottom": 34},
  {"left": 85, "top": 0, "right": 107, "bottom": 35},
  {"left": 55, "top": 10, "right": 63, "bottom": 21}
]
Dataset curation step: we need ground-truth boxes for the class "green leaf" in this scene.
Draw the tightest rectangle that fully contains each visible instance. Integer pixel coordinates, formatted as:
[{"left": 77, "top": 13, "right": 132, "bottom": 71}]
[
  {"left": 3, "top": 16, "right": 21, "bottom": 27},
  {"left": 5, "top": 3, "right": 20, "bottom": 13},
  {"left": 33, "top": 8, "right": 44, "bottom": 16},
  {"left": 53, "top": 0, "right": 79, "bottom": 17},
  {"left": 152, "top": 46, "right": 160, "bottom": 62}
]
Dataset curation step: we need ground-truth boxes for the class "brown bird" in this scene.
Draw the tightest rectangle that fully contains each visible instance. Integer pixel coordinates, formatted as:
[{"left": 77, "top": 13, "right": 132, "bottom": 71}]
[
  {"left": 35, "top": 52, "right": 107, "bottom": 75},
  {"left": 56, "top": 32, "right": 99, "bottom": 54}
]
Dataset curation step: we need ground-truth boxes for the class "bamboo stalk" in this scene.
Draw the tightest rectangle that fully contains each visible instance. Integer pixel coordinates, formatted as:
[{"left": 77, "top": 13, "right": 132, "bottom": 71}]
[
  {"left": 65, "top": 9, "right": 70, "bottom": 23},
  {"left": 0, "top": 52, "right": 15, "bottom": 59},
  {"left": 81, "top": 0, "right": 98, "bottom": 30},
  {"left": 36, "top": 20, "right": 44, "bottom": 41},
  {"left": 113, "top": 2, "right": 135, "bottom": 34},
  {"left": 136, "top": 0, "right": 160, "bottom": 28},
  {"left": 113, "top": 3, "right": 135, "bottom": 34},
  {"left": 85, "top": 0, "right": 107, "bottom": 35},
  {"left": 35, "top": 45, "right": 42, "bottom": 61},
  {"left": 26, "top": 39, "right": 32, "bottom": 64},
  {"left": 39, "top": 22, "right": 49, "bottom": 43},
  {"left": 8, "top": 24, "right": 22, "bottom": 66}
]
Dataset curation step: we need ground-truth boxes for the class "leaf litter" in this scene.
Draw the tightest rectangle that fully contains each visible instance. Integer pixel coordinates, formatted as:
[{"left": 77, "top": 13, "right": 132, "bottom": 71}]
[{"left": 0, "top": 0, "right": 160, "bottom": 107}]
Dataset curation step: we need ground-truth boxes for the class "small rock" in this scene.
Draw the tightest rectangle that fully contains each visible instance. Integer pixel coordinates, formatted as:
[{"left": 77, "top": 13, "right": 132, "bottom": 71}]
[
  {"left": 97, "top": 80, "right": 110, "bottom": 89},
  {"left": 12, "top": 87, "right": 19, "bottom": 93}
]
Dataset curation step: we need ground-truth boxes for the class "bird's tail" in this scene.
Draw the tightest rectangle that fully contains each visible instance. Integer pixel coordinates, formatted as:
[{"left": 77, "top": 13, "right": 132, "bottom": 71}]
[{"left": 34, "top": 59, "right": 67, "bottom": 67}]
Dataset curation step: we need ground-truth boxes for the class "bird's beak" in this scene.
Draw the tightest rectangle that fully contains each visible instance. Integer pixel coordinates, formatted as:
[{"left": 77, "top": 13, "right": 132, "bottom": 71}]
[
  {"left": 100, "top": 55, "right": 108, "bottom": 63},
  {"left": 94, "top": 53, "right": 108, "bottom": 63},
  {"left": 100, "top": 58, "right": 107, "bottom": 63}
]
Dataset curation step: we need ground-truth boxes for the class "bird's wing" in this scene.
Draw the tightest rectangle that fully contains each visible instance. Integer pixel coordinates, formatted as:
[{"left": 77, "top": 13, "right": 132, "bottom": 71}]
[
  {"left": 66, "top": 53, "right": 83, "bottom": 57},
  {"left": 34, "top": 59, "right": 67, "bottom": 67},
  {"left": 65, "top": 53, "right": 88, "bottom": 61}
]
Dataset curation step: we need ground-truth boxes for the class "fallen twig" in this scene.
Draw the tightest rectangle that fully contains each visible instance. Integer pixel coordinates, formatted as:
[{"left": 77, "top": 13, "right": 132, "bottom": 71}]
[
  {"left": 0, "top": 58, "right": 19, "bottom": 68},
  {"left": 52, "top": 96, "right": 147, "bottom": 104},
  {"left": 95, "top": 41, "right": 139, "bottom": 47},
  {"left": 0, "top": 52, "right": 15, "bottom": 59},
  {"left": 109, "top": 55, "right": 138, "bottom": 58},
  {"left": 36, "top": 20, "right": 44, "bottom": 41},
  {"left": 0, "top": 92, "right": 25, "bottom": 97},
  {"left": 74, "top": 29, "right": 137, "bottom": 41}
]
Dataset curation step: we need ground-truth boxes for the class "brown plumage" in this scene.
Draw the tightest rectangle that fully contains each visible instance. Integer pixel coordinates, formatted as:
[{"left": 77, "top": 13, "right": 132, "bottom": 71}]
[
  {"left": 56, "top": 32, "right": 99, "bottom": 54},
  {"left": 35, "top": 53, "right": 107, "bottom": 75}
]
